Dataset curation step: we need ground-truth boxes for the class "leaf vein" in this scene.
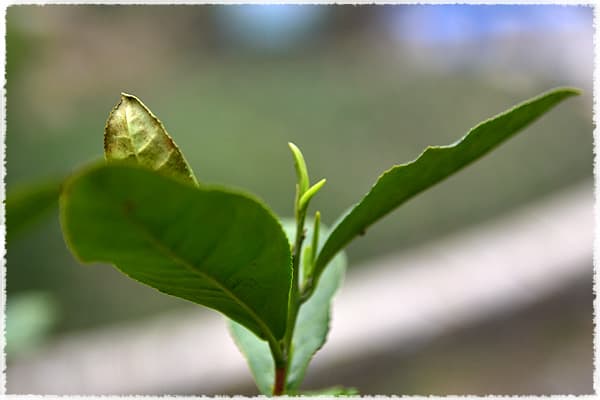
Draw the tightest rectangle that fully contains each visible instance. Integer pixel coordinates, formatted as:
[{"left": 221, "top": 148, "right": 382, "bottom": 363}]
[{"left": 123, "top": 211, "right": 279, "bottom": 343}]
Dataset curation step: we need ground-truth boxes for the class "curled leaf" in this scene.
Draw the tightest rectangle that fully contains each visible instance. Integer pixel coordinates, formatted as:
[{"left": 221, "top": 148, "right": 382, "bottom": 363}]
[{"left": 104, "top": 93, "right": 198, "bottom": 185}]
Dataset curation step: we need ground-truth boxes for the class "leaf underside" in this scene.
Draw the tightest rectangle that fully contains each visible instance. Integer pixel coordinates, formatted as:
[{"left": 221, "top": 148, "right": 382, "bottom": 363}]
[
  {"left": 104, "top": 93, "right": 198, "bottom": 185},
  {"left": 229, "top": 219, "right": 347, "bottom": 394},
  {"left": 314, "top": 87, "right": 580, "bottom": 283},
  {"left": 229, "top": 320, "right": 274, "bottom": 395},
  {"left": 60, "top": 163, "right": 291, "bottom": 341}
]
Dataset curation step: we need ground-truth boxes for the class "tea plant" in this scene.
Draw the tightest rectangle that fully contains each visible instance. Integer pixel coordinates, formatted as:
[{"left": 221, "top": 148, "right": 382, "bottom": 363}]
[{"left": 8, "top": 87, "right": 579, "bottom": 395}]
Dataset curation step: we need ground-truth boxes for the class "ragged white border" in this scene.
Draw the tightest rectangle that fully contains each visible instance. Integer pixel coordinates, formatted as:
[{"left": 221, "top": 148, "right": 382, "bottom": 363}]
[
  {"left": 0, "top": 1, "right": 596, "bottom": 399},
  {"left": 0, "top": 0, "right": 596, "bottom": 4},
  {"left": 593, "top": 3, "right": 599, "bottom": 398},
  {"left": 2, "top": 0, "right": 8, "bottom": 396}
]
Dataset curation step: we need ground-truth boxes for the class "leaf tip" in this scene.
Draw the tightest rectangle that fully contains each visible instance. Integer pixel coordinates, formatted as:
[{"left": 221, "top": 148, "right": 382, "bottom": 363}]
[
  {"left": 547, "top": 86, "right": 582, "bottom": 98},
  {"left": 562, "top": 86, "right": 582, "bottom": 94},
  {"left": 119, "top": 93, "right": 146, "bottom": 108},
  {"left": 298, "top": 178, "right": 327, "bottom": 212},
  {"left": 288, "top": 142, "right": 310, "bottom": 195}
]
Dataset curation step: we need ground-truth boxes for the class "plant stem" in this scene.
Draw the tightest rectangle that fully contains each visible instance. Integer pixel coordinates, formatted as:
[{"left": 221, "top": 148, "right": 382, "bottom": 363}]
[
  {"left": 273, "top": 367, "right": 286, "bottom": 396},
  {"left": 268, "top": 337, "right": 286, "bottom": 395},
  {"left": 286, "top": 213, "right": 305, "bottom": 345},
  {"left": 275, "top": 208, "right": 307, "bottom": 395},
  {"left": 277, "top": 145, "right": 318, "bottom": 395}
]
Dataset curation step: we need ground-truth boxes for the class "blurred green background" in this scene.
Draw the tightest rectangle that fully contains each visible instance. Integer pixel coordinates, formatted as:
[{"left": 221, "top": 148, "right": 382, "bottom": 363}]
[{"left": 5, "top": 4, "right": 593, "bottom": 394}]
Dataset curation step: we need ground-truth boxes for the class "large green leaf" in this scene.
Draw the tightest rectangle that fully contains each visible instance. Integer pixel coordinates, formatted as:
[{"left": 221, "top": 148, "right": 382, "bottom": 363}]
[
  {"left": 60, "top": 163, "right": 291, "bottom": 341},
  {"left": 314, "top": 87, "right": 579, "bottom": 282},
  {"left": 104, "top": 93, "right": 198, "bottom": 185},
  {"left": 229, "top": 219, "right": 346, "bottom": 394},
  {"left": 6, "top": 179, "right": 62, "bottom": 242}
]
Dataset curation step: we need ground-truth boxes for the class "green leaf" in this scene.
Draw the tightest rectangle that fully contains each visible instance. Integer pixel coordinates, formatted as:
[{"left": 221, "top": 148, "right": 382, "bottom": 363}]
[
  {"left": 6, "top": 179, "right": 62, "bottom": 242},
  {"left": 229, "top": 320, "right": 273, "bottom": 395},
  {"left": 229, "top": 219, "right": 346, "bottom": 394},
  {"left": 314, "top": 87, "right": 580, "bottom": 283},
  {"left": 298, "top": 178, "right": 327, "bottom": 213},
  {"left": 288, "top": 142, "right": 310, "bottom": 195},
  {"left": 311, "top": 212, "right": 320, "bottom": 255},
  {"left": 104, "top": 93, "right": 198, "bottom": 185},
  {"left": 286, "top": 233, "right": 346, "bottom": 391},
  {"left": 60, "top": 163, "right": 291, "bottom": 341}
]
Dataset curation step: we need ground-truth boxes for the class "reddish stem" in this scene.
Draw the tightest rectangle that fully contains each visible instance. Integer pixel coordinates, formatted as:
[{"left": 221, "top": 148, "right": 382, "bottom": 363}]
[{"left": 273, "top": 367, "right": 286, "bottom": 396}]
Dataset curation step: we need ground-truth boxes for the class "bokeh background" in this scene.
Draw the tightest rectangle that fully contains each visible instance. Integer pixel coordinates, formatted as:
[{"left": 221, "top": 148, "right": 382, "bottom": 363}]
[{"left": 5, "top": 4, "right": 593, "bottom": 395}]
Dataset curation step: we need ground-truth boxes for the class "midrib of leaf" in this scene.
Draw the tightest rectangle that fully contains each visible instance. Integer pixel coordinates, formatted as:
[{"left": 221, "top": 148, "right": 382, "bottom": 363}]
[
  {"left": 123, "top": 105, "right": 137, "bottom": 156},
  {"left": 123, "top": 210, "right": 280, "bottom": 345},
  {"left": 124, "top": 105, "right": 173, "bottom": 168}
]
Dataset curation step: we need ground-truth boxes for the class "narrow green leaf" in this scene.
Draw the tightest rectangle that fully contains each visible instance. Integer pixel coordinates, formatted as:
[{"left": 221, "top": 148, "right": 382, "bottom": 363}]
[
  {"left": 104, "top": 93, "right": 198, "bottom": 185},
  {"left": 6, "top": 179, "right": 62, "bottom": 242},
  {"left": 302, "top": 244, "right": 313, "bottom": 289},
  {"left": 229, "top": 219, "right": 346, "bottom": 393},
  {"left": 314, "top": 87, "right": 579, "bottom": 284},
  {"left": 60, "top": 163, "right": 291, "bottom": 341},
  {"left": 288, "top": 142, "right": 309, "bottom": 195},
  {"left": 298, "top": 178, "right": 327, "bottom": 212},
  {"left": 310, "top": 211, "right": 321, "bottom": 268}
]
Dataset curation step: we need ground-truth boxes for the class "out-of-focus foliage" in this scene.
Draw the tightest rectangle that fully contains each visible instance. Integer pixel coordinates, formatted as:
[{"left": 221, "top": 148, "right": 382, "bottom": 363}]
[
  {"left": 6, "top": 292, "right": 58, "bottom": 358},
  {"left": 6, "top": 179, "right": 62, "bottom": 242}
]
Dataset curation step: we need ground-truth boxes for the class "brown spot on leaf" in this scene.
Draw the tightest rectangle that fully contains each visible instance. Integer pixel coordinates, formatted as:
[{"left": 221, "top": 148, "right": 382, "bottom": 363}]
[{"left": 123, "top": 199, "right": 135, "bottom": 214}]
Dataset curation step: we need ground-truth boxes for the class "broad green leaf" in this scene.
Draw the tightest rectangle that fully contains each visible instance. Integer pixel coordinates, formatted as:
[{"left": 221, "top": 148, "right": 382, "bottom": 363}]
[
  {"left": 315, "top": 87, "right": 580, "bottom": 283},
  {"left": 104, "top": 93, "right": 198, "bottom": 185},
  {"left": 60, "top": 163, "right": 291, "bottom": 341},
  {"left": 6, "top": 179, "right": 62, "bottom": 242},
  {"left": 229, "top": 219, "right": 346, "bottom": 394}
]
